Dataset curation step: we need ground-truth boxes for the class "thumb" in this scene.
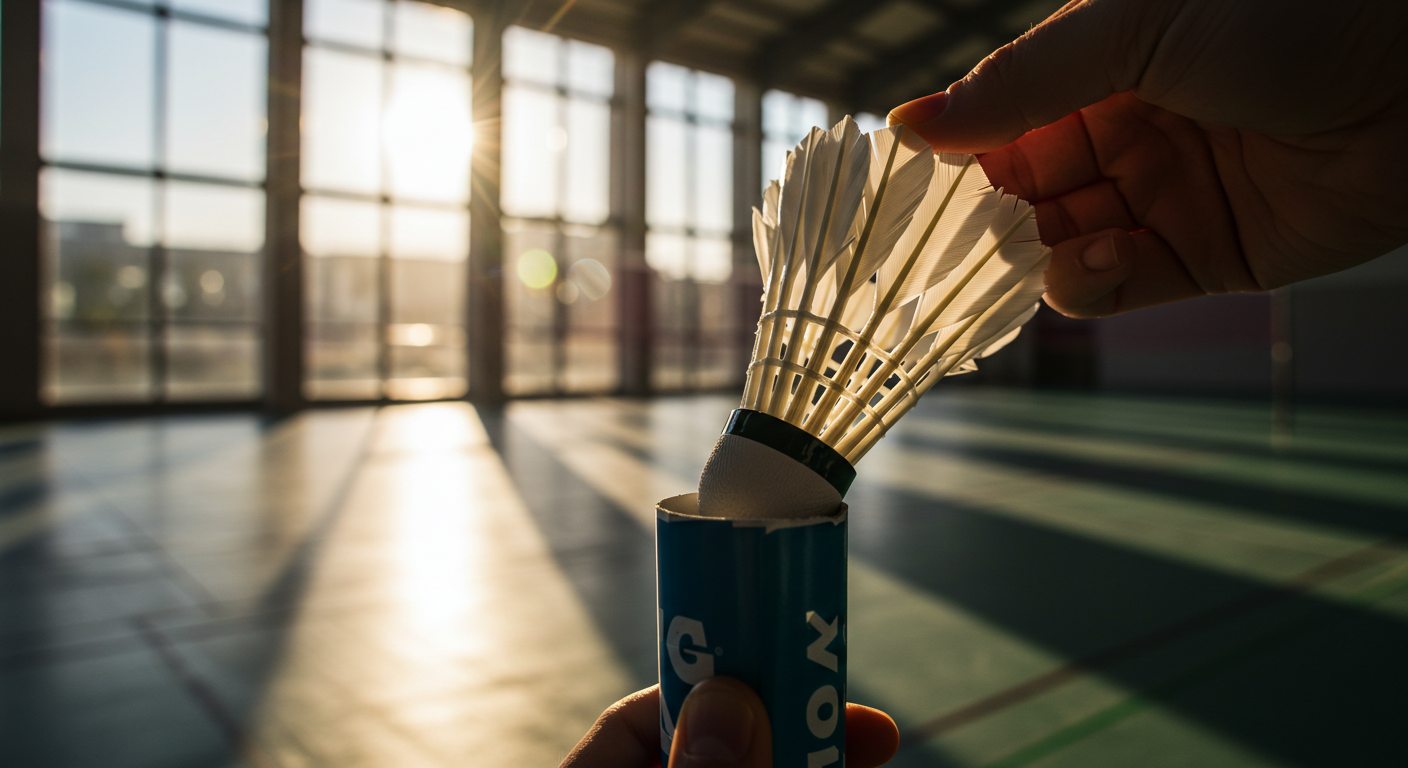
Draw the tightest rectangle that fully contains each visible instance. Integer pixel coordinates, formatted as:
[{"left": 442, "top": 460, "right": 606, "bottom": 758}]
[
  {"left": 668, "top": 677, "right": 773, "bottom": 768},
  {"left": 889, "top": 0, "right": 1175, "bottom": 153},
  {"left": 1041, "top": 228, "right": 1135, "bottom": 318}
]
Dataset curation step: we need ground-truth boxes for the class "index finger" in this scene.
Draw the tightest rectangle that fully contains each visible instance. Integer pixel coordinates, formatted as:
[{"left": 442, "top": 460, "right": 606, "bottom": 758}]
[{"left": 979, "top": 110, "right": 1103, "bottom": 202}]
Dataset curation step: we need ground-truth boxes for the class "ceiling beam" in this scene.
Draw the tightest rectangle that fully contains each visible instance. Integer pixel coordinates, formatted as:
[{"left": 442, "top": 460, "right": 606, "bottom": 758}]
[
  {"left": 635, "top": 0, "right": 718, "bottom": 52},
  {"left": 845, "top": 0, "right": 1021, "bottom": 113},
  {"left": 752, "top": 0, "right": 879, "bottom": 84}
]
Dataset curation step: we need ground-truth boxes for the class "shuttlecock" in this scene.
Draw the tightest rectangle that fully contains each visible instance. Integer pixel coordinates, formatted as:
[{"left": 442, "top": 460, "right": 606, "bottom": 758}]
[{"left": 698, "top": 116, "right": 1048, "bottom": 519}]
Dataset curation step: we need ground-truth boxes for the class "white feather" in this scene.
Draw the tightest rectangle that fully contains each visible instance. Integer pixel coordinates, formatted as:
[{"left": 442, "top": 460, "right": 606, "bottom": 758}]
[
  {"left": 752, "top": 207, "right": 773, "bottom": 282},
  {"left": 728, "top": 116, "right": 1051, "bottom": 469},
  {"left": 878, "top": 153, "right": 999, "bottom": 309},
  {"left": 846, "top": 126, "right": 933, "bottom": 294},
  {"left": 910, "top": 195, "right": 1042, "bottom": 336}
]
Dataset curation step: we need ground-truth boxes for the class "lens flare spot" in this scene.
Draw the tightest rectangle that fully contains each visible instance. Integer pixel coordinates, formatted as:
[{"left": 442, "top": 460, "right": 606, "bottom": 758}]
[
  {"left": 567, "top": 258, "right": 611, "bottom": 300},
  {"left": 517, "top": 249, "right": 558, "bottom": 290}
]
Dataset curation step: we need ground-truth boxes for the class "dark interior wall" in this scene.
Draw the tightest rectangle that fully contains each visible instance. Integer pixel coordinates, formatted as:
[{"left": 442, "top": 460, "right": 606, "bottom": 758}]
[
  {"left": 1291, "top": 245, "right": 1408, "bottom": 398},
  {"left": 1096, "top": 293, "right": 1274, "bottom": 395},
  {"left": 1093, "top": 244, "right": 1408, "bottom": 400}
]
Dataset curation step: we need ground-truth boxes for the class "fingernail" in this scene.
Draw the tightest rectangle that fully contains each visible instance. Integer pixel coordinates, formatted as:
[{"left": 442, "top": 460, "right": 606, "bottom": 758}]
[
  {"left": 888, "top": 92, "right": 948, "bottom": 127},
  {"left": 1081, "top": 234, "right": 1120, "bottom": 272},
  {"left": 679, "top": 682, "right": 755, "bottom": 760}
]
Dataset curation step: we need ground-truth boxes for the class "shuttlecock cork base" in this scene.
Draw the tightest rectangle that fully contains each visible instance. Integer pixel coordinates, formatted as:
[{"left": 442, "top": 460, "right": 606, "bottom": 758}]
[{"left": 698, "top": 409, "right": 856, "bottom": 519}]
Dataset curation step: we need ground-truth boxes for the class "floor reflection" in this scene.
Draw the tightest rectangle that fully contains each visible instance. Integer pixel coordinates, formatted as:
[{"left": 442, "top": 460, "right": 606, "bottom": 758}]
[{"left": 1, "top": 393, "right": 1406, "bottom": 767}]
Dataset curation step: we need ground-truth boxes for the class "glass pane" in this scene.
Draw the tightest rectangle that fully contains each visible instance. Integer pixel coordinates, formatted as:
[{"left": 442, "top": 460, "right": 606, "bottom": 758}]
[
  {"left": 305, "top": 323, "right": 379, "bottom": 399},
  {"left": 307, "top": 255, "right": 377, "bottom": 323},
  {"left": 42, "top": 0, "right": 156, "bottom": 167},
  {"left": 562, "top": 228, "right": 618, "bottom": 393},
  {"left": 694, "top": 125, "right": 732, "bottom": 234},
  {"left": 44, "top": 325, "right": 153, "bottom": 404},
  {"left": 647, "top": 61, "right": 688, "bottom": 114},
  {"left": 41, "top": 168, "right": 157, "bottom": 248},
  {"left": 302, "top": 48, "right": 383, "bottom": 195},
  {"left": 302, "top": 196, "right": 381, "bottom": 258},
  {"left": 563, "top": 332, "right": 615, "bottom": 393},
  {"left": 392, "top": 0, "right": 471, "bottom": 66},
  {"left": 763, "top": 90, "right": 828, "bottom": 147},
  {"left": 389, "top": 206, "right": 467, "bottom": 261},
  {"left": 501, "top": 86, "right": 559, "bottom": 218},
  {"left": 167, "top": 22, "right": 267, "bottom": 182},
  {"left": 305, "top": 0, "right": 383, "bottom": 49},
  {"left": 646, "top": 116, "right": 686, "bottom": 229},
  {"left": 566, "top": 39, "right": 613, "bottom": 98},
  {"left": 40, "top": 169, "right": 156, "bottom": 324},
  {"left": 170, "top": 0, "right": 268, "bottom": 26},
  {"left": 504, "top": 220, "right": 557, "bottom": 395},
  {"left": 385, "top": 62, "right": 472, "bottom": 203},
  {"left": 165, "top": 325, "right": 261, "bottom": 400},
  {"left": 762, "top": 90, "right": 793, "bottom": 140},
  {"left": 391, "top": 258, "right": 463, "bottom": 324},
  {"left": 695, "top": 71, "right": 734, "bottom": 123},
  {"left": 503, "top": 26, "right": 560, "bottom": 86},
  {"left": 798, "top": 97, "right": 829, "bottom": 132},
  {"left": 693, "top": 236, "right": 733, "bottom": 283},
  {"left": 505, "top": 221, "right": 556, "bottom": 324},
  {"left": 762, "top": 139, "right": 790, "bottom": 186},
  {"left": 387, "top": 342, "right": 466, "bottom": 400},
  {"left": 164, "top": 181, "right": 265, "bottom": 253},
  {"left": 166, "top": 248, "right": 260, "bottom": 322},
  {"left": 563, "top": 229, "right": 616, "bottom": 310},
  {"left": 855, "top": 112, "right": 887, "bottom": 134},
  {"left": 505, "top": 330, "right": 553, "bottom": 396},
  {"left": 697, "top": 281, "right": 737, "bottom": 388},
  {"left": 563, "top": 99, "right": 610, "bottom": 225},
  {"left": 651, "top": 278, "right": 690, "bottom": 391},
  {"left": 646, "top": 231, "right": 687, "bottom": 281}
]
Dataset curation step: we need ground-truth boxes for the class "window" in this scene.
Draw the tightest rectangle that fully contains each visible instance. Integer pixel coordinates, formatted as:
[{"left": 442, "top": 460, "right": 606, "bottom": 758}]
[
  {"left": 39, "top": 0, "right": 268, "bottom": 403},
  {"left": 646, "top": 62, "right": 737, "bottom": 390},
  {"left": 301, "top": 0, "right": 473, "bottom": 401},
  {"left": 501, "top": 27, "right": 617, "bottom": 396},
  {"left": 854, "top": 112, "right": 887, "bottom": 134},
  {"left": 760, "top": 89, "right": 828, "bottom": 191}
]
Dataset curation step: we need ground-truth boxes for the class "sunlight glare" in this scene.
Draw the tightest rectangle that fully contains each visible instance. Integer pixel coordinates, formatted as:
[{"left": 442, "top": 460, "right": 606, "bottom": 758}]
[{"left": 383, "top": 63, "right": 473, "bottom": 203}]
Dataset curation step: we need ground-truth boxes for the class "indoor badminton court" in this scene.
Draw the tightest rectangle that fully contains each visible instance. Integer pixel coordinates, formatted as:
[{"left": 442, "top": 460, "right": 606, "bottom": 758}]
[{"left": 2, "top": 1, "right": 1406, "bottom": 767}]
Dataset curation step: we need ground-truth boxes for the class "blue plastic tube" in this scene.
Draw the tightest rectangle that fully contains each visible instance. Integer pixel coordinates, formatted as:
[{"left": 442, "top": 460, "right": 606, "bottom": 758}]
[{"left": 656, "top": 493, "right": 848, "bottom": 767}]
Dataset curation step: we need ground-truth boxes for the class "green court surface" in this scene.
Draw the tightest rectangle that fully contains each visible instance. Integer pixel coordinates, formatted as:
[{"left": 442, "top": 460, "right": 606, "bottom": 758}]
[{"left": 2, "top": 391, "right": 1405, "bottom": 766}]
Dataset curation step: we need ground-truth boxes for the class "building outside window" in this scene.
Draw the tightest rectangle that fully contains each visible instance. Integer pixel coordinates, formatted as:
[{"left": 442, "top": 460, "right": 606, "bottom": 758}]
[
  {"left": 300, "top": 0, "right": 473, "bottom": 401},
  {"left": 39, "top": 0, "right": 269, "bottom": 403},
  {"left": 646, "top": 62, "right": 737, "bottom": 391},
  {"left": 500, "top": 27, "right": 617, "bottom": 396}
]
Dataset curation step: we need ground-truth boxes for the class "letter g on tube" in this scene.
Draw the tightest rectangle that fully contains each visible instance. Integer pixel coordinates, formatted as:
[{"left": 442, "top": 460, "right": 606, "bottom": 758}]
[{"left": 666, "top": 615, "right": 714, "bottom": 685}]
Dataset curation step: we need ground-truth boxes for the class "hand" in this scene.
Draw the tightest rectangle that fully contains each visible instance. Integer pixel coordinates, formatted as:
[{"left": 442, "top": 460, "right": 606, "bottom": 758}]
[
  {"left": 889, "top": 0, "right": 1408, "bottom": 318},
  {"left": 560, "top": 678, "right": 900, "bottom": 768}
]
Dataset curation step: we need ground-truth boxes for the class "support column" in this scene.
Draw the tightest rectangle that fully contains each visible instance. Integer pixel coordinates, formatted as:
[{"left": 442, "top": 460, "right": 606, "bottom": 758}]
[
  {"left": 263, "top": 0, "right": 304, "bottom": 412},
  {"left": 826, "top": 101, "right": 849, "bottom": 128},
  {"left": 614, "top": 48, "right": 651, "bottom": 396},
  {"left": 468, "top": 8, "right": 506, "bottom": 403},
  {"left": 731, "top": 79, "right": 764, "bottom": 389},
  {"left": 0, "top": 1, "right": 43, "bottom": 420}
]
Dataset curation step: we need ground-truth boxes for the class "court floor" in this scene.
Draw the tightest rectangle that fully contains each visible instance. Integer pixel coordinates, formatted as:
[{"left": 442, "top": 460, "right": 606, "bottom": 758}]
[{"left": 1, "top": 391, "right": 1405, "bottom": 767}]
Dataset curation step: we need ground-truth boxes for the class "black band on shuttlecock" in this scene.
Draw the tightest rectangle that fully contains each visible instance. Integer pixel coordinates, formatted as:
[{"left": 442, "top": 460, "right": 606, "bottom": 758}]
[{"left": 722, "top": 409, "right": 856, "bottom": 497}]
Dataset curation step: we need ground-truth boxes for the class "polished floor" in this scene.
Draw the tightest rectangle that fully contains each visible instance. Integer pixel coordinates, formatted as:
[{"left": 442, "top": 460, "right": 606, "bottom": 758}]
[{"left": 1, "top": 392, "right": 1406, "bottom": 767}]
